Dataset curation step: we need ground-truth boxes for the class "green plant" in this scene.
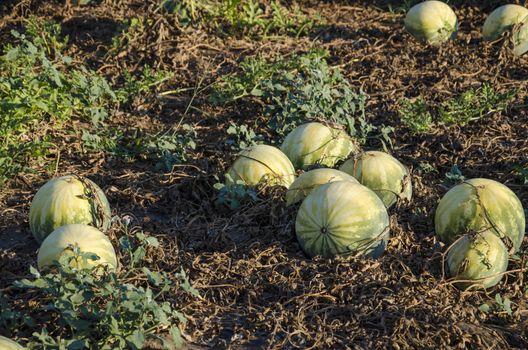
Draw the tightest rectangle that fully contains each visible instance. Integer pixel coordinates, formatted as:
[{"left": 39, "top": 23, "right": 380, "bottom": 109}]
[
  {"left": 439, "top": 84, "right": 516, "bottom": 126},
  {"left": 0, "top": 18, "right": 117, "bottom": 184},
  {"left": 110, "top": 17, "right": 149, "bottom": 51},
  {"left": 162, "top": 0, "right": 322, "bottom": 38},
  {"left": 513, "top": 165, "right": 528, "bottom": 184},
  {"left": 443, "top": 164, "right": 465, "bottom": 186},
  {"left": 82, "top": 125, "right": 196, "bottom": 171},
  {"left": 117, "top": 65, "right": 173, "bottom": 104},
  {"left": 6, "top": 226, "right": 197, "bottom": 349},
  {"left": 398, "top": 97, "right": 433, "bottom": 134},
  {"left": 386, "top": 0, "right": 415, "bottom": 14},
  {"left": 418, "top": 162, "right": 438, "bottom": 174},
  {"left": 214, "top": 178, "right": 258, "bottom": 210},
  {"left": 479, "top": 293, "right": 513, "bottom": 317},
  {"left": 225, "top": 122, "right": 263, "bottom": 151},
  {"left": 210, "top": 52, "right": 325, "bottom": 104},
  {"left": 212, "top": 52, "right": 392, "bottom": 147}
]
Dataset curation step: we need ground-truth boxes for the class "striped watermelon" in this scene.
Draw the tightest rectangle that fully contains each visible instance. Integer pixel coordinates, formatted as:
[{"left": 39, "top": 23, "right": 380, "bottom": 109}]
[
  {"left": 280, "top": 122, "right": 357, "bottom": 170},
  {"left": 226, "top": 144, "right": 295, "bottom": 188},
  {"left": 447, "top": 230, "right": 508, "bottom": 290},
  {"left": 37, "top": 224, "right": 118, "bottom": 270},
  {"left": 435, "top": 178, "right": 525, "bottom": 253},
  {"left": 296, "top": 181, "right": 389, "bottom": 259},
  {"left": 340, "top": 151, "right": 412, "bottom": 209},
  {"left": 29, "top": 175, "right": 111, "bottom": 243},
  {"left": 285, "top": 168, "right": 358, "bottom": 206}
]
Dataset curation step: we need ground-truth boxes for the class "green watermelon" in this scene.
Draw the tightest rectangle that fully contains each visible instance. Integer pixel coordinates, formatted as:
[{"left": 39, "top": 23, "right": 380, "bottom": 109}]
[
  {"left": 29, "top": 175, "right": 111, "bottom": 243},
  {"left": 226, "top": 144, "right": 295, "bottom": 188},
  {"left": 447, "top": 230, "right": 509, "bottom": 290},
  {"left": 285, "top": 168, "right": 358, "bottom": 206},
  {"left": 296, "top": 181, "right": 389, "bottom": 259},
  {"left": 435, "top": 178, "right": 525, "bottom": 253},
  {"left": 280, "top": 122, "right": 357, "bottom": 170},
  {"left": 340, "top": 151, "right": 412, "bottom": 209}
]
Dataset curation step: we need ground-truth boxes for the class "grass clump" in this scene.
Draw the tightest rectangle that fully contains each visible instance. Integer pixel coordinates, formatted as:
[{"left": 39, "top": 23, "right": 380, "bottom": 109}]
[
  {"left": 398, "top": 84, "right": 516, "bottom": 134},
  {"left": 160, "top": 0, "right": 323, "bottom": 38}
]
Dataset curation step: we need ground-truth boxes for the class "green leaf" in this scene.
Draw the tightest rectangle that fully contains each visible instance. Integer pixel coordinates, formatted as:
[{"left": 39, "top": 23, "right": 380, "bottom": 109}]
[
  {"left": 478, "top": 303, "right": 490, "bottom": 313},
  {"left": 125, "top": 330, "right": 145, "bottom": 349},
  {"left": 169, "top": 325, "right": 183, "bottom": 348}
]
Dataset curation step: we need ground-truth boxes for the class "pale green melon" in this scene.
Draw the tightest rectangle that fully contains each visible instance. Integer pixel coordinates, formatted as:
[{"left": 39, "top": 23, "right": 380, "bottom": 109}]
[
  {"left": 37, "top": 224, "right": 118, "bottom": 270},
  {"left": 483, "top": 4, "right": 528, "bottom": 41},
  {"left": 340, "top": 151, "right": 412, "bottom": 209},
  {"left": 296, "top": 181, "right": 389, "bottom": 259},
  {"left": 226, "top": 144, "right": 295, "bottom": 188},
  {"left": 280, "top": 122, "right": 357, "bottom": 170},
  {"left": 285, "top": 168, "right": 358, "bottom": 206},
  {"left": 404, "top": 1, "right": 458, "bottom": 45},
  {"left": 435, "top": 178, "right": 525, "bottom": 252},
  {"left": 447, "top": 230, "right": 508, "bottom": 290},
  {"left": 513, "top": 19, "right": 528, "bottom": 56},
  {"left": 0, "top": 336, "right": 24, "bottom": 350},
  {"left": 29, "top": 175, "right": 111, "bottom": 243}
]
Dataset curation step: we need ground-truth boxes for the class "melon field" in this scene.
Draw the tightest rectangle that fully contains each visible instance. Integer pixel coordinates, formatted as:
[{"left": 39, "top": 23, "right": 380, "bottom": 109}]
[{"left": 1, "top": 0, "right": 528, "bottom": 349}]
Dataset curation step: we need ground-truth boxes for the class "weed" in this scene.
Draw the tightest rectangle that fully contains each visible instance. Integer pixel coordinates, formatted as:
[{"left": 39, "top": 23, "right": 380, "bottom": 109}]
[
  {"left": 398, "top": 97, "right": 433, "bottom": 134},
  {"left": 479, "top": 293, "right": 513, "bottom": 317},
  {"left": 117, "top": 65, "right": 173, "bottom": 105},
  {"left": 3, "top": 226, "right": 197, "bottom": 349},
  {"left": 398, "top": 84, "right": 516, "bottom": 134},
  {"left": 439, "top": 84, "right": 516, "bottom": 126},
  {"left": 444, "top": 164, "right": 465, "bottom": 186},
  {"left": 161, "top": 0, "right": 322, "bottom": 38},
  {"left": 110, "top": 17, "right": 149, "bottom": 52},
  {"left": 210, "top": 51, "right": 326, "bottom": 104},
  {"left": 82, "top": 125, "right": 196, "bottom": 171},
  {"left": 418, "top": 161, "right": 438, "bottom": 174},
  {"left": 0, "top": 18, "right": 117, "bottom": 184},
  {"left": 212, "top": 52, "right": 392, "bottom": 147},
  {"left": 214, "top": 176, "right": 258, "bottom": 210},
  {"left": 225, "top": 122, "right": 263, "bottom": 151},
  {"left": 386, "top": 0, "right": 416, "bottom": 14},
  {"left": 513, "top": 165, "right": 528, "bottom": 184}
]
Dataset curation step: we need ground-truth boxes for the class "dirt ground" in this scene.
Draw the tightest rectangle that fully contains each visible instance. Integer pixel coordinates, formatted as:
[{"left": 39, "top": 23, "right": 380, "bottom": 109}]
[{"left": 1, "top": 0, "right": 528, "bottom": 349}]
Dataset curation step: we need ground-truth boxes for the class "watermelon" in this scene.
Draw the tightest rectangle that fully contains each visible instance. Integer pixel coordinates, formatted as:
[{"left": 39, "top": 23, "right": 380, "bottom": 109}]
[
  {"left": 226, "top": 144, "right": 295, "bottom": 188},
  {"left": 404, "top": 1, "right": 458, "bottom": 45},
  {"left": 447, "top": 230, "right": 509, "bottom": 290},
  {"left": 340, "top": 151, "right": 412, "bottom": 209},
  {"left": 435, "top": 178, "right": 525, "bottom": 253},
  {"left": 483, "top": 4, "right": 528, "bottom": 41},
  {"left": 296, "top": 181, "right": 389, "bottom": 259},
  {"left": 0, "top": 336, "right": 24, "bottom": 350},
  {"left": 285, "top": 168, "right": 358, "bottom": 206},
  {"left": 280, "top": 122, "right": 357, "bottom": 170},
  {"left": 37, "top": 224, "right": 118, "bottom": 270},
  {"left": 513, "top": 19, "right": 528, "bottom": 56},
  {"left": 29, "top": 175, "right": 111, "bottom": 243}
]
